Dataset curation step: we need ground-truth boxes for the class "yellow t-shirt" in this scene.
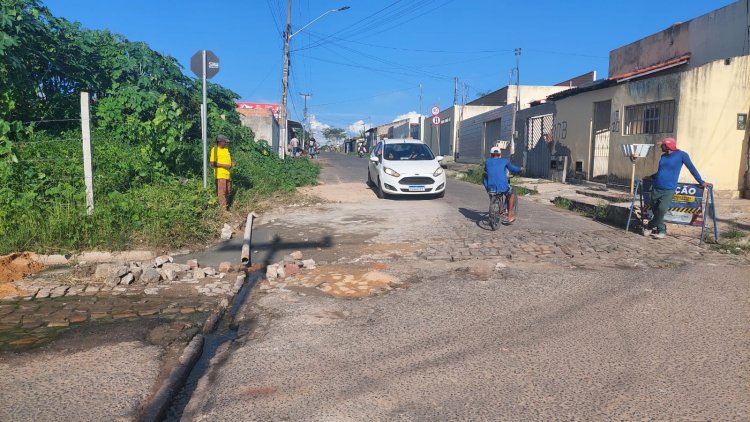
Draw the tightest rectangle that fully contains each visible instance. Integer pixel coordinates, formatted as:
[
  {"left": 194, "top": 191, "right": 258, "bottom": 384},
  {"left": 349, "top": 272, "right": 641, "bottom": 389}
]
[{"left": 210, "top": 146, "right": 232, "bottom": 180}]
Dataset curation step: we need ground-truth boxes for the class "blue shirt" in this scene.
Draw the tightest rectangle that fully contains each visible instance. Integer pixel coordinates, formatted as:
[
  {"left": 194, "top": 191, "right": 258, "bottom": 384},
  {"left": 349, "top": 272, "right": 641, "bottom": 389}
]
[
  {"left": 653, "top": 150, "right": 704, "bottom": 190},
  {"left": 483, "top": 158, "right": 521, "bottom": 192}
]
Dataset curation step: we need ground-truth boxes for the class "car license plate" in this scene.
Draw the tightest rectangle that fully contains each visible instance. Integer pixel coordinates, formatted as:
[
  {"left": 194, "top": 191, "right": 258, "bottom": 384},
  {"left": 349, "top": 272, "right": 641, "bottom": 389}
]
[{"left": 408, "top": 185, "right": 426, "bottom": 192}]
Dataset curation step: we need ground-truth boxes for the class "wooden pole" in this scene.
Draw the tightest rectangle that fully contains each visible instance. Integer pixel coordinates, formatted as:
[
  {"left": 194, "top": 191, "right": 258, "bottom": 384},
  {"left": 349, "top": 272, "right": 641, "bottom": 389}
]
[{"left": 80, "top": 92, "right": 94, "bottom": 215}]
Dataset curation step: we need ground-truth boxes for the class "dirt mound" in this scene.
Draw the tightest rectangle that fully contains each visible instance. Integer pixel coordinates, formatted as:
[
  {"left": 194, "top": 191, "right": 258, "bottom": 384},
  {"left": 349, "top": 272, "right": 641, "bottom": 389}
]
[{"left": 0, "top": 252, "right": 46, "bottom": 284}]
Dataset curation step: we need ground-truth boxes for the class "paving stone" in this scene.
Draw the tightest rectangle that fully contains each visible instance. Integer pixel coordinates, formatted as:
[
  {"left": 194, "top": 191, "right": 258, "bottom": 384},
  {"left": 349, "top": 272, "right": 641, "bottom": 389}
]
[
  {"left": 137, "top": 308, "right": 162, "bottom": 317},
  {"left": 218, "top": 261, "right": 232, "bottom": 273},
  {"left": 68, "top": 313, "right": 89, "bottom": 323},
  {"left": 83, "top": 286, "right": 100, "bottom": 295},
  {"left": 90, "top": 312, "right": 111, "bottom": 320},
  {"left": 47, "top": 321, "right": 70, "bottom": 327},
  {"left": 94, "top": 264, "right": 114, "bottom": 279},
  {"left": 50, "top": 286, "right": 69, "bottom": 298},
  {"left": 154, "top": 255, "right": 173, "bottom": 267},
  {"left": 141, "top": 268, "right": 161, "bottom": 284},
  {"left": 284, "top": 263, "right": 300, "bottom": 276},
  {"left": 120, "top": 273, "right": 135, "bottom": 285},
  {"left": 112, "top": 311, "right": 137, "bottom": 320}
]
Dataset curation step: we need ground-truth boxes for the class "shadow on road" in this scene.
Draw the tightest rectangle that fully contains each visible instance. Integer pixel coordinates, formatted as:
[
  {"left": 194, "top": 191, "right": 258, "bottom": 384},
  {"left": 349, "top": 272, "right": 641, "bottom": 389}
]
[
  {"left": 252, "top": 235, "right": 334, "bottom": 267},
  {"left": 458, "top": 207, "right": 493, "bottom": 231}
]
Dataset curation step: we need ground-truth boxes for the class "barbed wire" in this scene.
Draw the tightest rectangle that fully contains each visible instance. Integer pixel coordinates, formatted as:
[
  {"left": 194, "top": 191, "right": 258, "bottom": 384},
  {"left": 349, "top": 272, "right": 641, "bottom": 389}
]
[
  {"left": 15, "top": 138, "right": 82, "bottom": 144},
  {"left": 15, "top": 157, "right": 83, "bottom": 163},
  {"left": 20, "top": 118, "right": 82, "bottom": 124}
]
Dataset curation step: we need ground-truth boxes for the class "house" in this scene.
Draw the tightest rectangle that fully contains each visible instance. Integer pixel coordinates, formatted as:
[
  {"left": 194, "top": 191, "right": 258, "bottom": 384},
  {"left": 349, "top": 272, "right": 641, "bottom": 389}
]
[
  {"left": 549, "top": 0, "right": 750, "bottom": 198},
  {"left": 236, "top": 102, "right": 280, "bottom": 152},
  {"left": 236, "top": 102, "right": 305, "bottom": 156},
  {"left": 455, "top": 73, "right": 595, "bottom": 165}
]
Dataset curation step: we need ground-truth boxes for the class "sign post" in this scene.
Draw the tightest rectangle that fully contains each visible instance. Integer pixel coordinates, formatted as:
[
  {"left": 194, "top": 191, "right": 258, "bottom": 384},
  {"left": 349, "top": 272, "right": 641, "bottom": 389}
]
[
  {"left": 626, "top": 180, "right": 719, "bottom": 244},
  {"left": 191, "top": 50, "right": 220, "bottom": 188}
]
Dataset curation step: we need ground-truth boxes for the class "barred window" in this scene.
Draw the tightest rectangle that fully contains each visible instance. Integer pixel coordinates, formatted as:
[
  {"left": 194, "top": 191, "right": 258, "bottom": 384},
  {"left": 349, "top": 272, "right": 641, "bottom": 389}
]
[{"left": 623, "top": 100, "right": 675, "bottom": 135}]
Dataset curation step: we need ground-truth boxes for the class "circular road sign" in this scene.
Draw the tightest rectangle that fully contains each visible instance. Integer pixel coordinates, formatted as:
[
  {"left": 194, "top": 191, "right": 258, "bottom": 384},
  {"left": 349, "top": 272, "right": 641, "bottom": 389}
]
[
  {"left": 191, "top": 50, "right": 220, "bottom": 79},
  {"left": 431, "top": 106, "right": 440, "bottom": 116},
  {"left": 432, "top": 115, "right": 441, "bottom": 125}
]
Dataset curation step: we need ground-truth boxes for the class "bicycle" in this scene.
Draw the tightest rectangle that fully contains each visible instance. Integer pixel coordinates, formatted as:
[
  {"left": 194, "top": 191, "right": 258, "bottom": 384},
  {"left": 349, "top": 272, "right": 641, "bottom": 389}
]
[
  {"left": 487, "top": 174, "right": 518, "bottom": 231},
  {"left": 487, "top": 191, "right": 517, "bottom": 230}
]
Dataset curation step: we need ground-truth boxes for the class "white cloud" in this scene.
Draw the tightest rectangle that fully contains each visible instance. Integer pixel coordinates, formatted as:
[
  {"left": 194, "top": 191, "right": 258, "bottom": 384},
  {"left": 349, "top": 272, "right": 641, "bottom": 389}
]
[
  {"left": 392, "top": 111, "right": 423, "bottom": 124},
  {"left": 347, "top": 120, "right": 371, "bottom": 137}
]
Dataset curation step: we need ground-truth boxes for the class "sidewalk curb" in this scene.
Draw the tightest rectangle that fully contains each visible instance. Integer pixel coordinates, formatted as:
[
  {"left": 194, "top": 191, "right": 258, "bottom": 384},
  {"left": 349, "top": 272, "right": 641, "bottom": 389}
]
[
  {"left": 137, "top": 271, "right": 248, "bottom": 422},
  {"left": 139, "top": 334, "right": 204, "bottom": 422},
  {"left": 552, "top": 195, "right": 631, "bottom": 228}
]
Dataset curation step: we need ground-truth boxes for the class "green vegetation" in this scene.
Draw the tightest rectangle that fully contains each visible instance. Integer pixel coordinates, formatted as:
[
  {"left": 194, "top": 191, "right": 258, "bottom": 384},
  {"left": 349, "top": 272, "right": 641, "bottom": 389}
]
[
  {"left": 714, "top": 226, "right": 750, "bottom": 255},
  {"left": 553, "top": 197, "right": 572, "bottom": 209},
  {"left": 461, "top": 162, "right": 538, "bottom": 195},
  {"left": 0, "top": 1, "right": 318, "bottom": 254}
]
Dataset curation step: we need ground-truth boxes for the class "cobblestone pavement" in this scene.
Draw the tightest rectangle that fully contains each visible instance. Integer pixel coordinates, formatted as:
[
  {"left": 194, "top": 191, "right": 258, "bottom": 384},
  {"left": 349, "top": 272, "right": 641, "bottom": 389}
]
[
  {"left": 180, "top": 154, "right": 750, "bottom": 420},
  {"left": 0, "top": 261, "right": 245, "bottom": 351}
]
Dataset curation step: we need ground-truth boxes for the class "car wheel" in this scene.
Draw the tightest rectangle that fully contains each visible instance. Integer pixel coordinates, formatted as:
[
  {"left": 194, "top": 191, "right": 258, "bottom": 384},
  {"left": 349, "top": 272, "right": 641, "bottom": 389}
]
[
  {"left": 376, "top": 178, "right": 386, "bottom": 199},
  {"left": 436, "top": 190, "right": 445, "bottom": 199},
  {"left": 367, "top": 169, "right": 372, "bottom": 187}
]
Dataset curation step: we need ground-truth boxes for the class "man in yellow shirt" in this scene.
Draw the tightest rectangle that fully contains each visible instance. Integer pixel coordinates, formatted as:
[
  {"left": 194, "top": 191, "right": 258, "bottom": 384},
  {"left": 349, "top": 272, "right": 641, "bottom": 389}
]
[{"left": 210, "top": 135, "right": 236, "bottom": 210}]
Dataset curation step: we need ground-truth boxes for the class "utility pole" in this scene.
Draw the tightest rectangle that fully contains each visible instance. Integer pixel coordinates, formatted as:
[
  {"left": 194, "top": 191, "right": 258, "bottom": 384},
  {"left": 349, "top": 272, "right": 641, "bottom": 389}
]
[
  {"left": 300, "top": 92, "right": 311, "bottom": 151},
  {"left": 419, "top": 83, "right": 423, "bottom": 116},
  {"left": 278, "top": 4, "right": 349, "bottom": 159},
  {"left": 453, "top": 77, "right": 458, "bottom": 106},
  {"left": 509, "top": 48, "right": 521, "bottom": 158},
  {"left": 279, "top": 0, "right": 292, "bottom": 159}
]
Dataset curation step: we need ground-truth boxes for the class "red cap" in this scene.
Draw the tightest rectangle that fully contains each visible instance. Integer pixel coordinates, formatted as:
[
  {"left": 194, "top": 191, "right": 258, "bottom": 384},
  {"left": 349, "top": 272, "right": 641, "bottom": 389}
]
[{"left": 657, "top": 137, "right": 679, "bottom": 151}]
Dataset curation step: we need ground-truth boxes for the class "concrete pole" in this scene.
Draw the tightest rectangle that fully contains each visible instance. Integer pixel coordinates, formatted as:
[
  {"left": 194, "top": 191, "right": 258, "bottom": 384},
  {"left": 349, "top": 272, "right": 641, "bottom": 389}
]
[
  {"left": 80, "top": 92, "right": 94, "bottom": 215},
  {"left": 300, "top": 92, "right": 311, "bottom": 151},
  {"left": 279, "top": 0, "right": 292, "bottom": 159}
]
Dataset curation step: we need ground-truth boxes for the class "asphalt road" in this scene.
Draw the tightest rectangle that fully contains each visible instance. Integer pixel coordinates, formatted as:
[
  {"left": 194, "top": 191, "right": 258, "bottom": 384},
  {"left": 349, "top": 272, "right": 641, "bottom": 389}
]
[{"left": 179, "top": 152, "right": 750, "bottom": 421}]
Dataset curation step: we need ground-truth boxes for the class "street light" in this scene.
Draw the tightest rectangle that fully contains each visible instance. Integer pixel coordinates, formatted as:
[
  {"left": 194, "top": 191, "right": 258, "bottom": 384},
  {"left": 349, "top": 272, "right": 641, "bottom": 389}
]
[{"left": 279, "top": 4, "right": 350, "bottom": 159}]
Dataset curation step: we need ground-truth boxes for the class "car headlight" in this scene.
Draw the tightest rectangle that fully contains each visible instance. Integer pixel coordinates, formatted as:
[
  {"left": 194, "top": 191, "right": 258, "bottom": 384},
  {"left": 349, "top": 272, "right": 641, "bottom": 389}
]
[
  {"left": 433, "top": 166, "right": 444, "bottom": 177},
  {"left": 384, "top": 167, "right": 400, "bottom": 177}
]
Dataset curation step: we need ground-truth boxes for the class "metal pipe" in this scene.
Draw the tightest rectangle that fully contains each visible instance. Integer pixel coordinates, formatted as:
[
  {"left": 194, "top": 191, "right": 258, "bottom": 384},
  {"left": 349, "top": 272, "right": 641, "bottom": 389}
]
[{"left": 241, "top": 212, "right": 259, "bottom": 265}]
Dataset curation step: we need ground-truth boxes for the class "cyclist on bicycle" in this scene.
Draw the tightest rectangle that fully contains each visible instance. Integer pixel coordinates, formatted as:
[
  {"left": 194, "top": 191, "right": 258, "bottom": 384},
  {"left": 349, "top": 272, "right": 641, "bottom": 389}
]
[{"left": 483, "top": 146, "right": 525, "bottom": 224}]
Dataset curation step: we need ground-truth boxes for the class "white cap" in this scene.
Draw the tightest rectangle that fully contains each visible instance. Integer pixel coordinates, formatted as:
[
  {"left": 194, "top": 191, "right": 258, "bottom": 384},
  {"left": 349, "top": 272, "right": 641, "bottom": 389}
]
[{"left": 490, "top": 146, "right": 501, "bottom": 154}]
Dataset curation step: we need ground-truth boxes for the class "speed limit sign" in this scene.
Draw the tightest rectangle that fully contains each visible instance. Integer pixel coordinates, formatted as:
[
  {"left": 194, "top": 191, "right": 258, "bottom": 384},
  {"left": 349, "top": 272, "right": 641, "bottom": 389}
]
[{"left": 431, "top": 106, "right": 440, "bottom": 116}]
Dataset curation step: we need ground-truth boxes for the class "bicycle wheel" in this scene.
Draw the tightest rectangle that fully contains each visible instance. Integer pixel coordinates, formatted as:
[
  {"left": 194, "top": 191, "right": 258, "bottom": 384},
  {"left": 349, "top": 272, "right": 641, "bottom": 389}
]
[{"left": 488, "top": 195, "right": 501, "bottom": 230}]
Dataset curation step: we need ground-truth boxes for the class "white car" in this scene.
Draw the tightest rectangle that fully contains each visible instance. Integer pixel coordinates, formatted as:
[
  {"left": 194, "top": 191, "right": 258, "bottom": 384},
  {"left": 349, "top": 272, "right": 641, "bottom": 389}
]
[{"left": 367, "top": 139, "right": 446, "bottom": 198}]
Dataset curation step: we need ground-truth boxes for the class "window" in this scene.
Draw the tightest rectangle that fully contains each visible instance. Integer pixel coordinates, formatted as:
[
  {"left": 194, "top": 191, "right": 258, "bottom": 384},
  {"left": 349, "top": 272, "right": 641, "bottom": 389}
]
[{"left": 623, "top": 100, "right": 675, "bottom": 135}]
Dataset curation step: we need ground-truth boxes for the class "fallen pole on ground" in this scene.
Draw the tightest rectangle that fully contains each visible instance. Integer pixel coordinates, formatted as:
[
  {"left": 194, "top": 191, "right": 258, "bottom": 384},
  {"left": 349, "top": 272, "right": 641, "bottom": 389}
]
[{"left": 240, "top": 212, "right": 259, "bottom": 265}]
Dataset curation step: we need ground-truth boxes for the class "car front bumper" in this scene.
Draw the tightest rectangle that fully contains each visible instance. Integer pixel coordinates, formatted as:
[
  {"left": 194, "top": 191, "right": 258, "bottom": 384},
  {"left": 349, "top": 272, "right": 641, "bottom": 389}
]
[{"left": 380, "top": 172, "right": 446, "bottom": 195}]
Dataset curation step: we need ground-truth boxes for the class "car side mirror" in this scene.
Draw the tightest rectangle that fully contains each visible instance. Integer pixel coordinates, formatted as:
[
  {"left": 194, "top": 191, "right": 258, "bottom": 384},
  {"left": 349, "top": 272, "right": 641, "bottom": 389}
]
[
  {"left": 435, "top": 155, "right": 444, "bottom": 161},
  {"left": 369, "top": 156, "right": 379, "bottom": 163}
]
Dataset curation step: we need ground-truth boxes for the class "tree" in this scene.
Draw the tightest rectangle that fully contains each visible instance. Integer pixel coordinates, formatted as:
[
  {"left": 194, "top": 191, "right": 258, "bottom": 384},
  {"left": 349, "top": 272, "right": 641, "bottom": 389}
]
[{"left": 322, "top": 127, "right": 346, "bottom": 143}]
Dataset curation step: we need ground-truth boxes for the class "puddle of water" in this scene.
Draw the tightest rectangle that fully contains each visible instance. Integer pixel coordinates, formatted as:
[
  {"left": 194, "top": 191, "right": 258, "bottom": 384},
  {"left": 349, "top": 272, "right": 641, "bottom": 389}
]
[{"left": 164, "top": 272, "right": 261, "bottom": 421}]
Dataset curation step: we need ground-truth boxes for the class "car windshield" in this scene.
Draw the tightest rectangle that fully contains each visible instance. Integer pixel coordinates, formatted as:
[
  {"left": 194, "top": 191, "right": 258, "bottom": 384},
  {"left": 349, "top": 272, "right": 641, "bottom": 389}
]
[{"left": 383, "top": 143, "right": 435, "bottom": 161}]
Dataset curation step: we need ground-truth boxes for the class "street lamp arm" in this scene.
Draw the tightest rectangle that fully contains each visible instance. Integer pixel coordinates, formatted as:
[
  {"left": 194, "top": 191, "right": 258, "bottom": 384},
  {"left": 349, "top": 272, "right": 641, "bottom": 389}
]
[{"left": 290, "top": 6, "right": 349, "bottom": 39}]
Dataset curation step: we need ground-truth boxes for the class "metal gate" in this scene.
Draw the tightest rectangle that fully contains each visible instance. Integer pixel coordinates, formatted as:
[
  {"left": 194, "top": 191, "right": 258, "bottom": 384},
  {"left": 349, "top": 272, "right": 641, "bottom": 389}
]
[
  {"left": 439, "top": 119, "right": 452, "bottom": 156},
  {"left": 525, "top": 114, "right": 553, "bottom": 178},
  {"left": 484, "top": 118, "right": 502, "bottom": 158},
  {"left": 591, "top": 100, "right": 611, "bottom": 182}
]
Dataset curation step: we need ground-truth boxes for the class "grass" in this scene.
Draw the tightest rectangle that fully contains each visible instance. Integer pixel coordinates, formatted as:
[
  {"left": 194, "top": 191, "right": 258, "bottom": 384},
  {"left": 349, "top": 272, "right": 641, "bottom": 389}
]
[
  {"left": 713, "top": 225, "right": 750, "bottom": 255},
  {"left": 459, "top": 163, "right": 538, "bottom": 195},
  {"left": 0, "top": 157, "right": 321, "bottom": 255},
  {"left": 553, "top": 197, "right": 572, "bottom": 209}
]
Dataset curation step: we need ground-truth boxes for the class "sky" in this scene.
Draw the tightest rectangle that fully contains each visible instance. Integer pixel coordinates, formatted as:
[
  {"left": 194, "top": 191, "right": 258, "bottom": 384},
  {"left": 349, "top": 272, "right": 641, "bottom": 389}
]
[{"left": 45, "top": 0, "right": 735, "bottom": 139}]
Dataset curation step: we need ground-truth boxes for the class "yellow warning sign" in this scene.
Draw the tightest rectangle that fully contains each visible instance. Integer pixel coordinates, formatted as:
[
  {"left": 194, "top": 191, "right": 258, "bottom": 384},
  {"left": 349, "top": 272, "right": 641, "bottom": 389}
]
[{"left": 673, "top": 194, "right": 696, "bottom": 202}]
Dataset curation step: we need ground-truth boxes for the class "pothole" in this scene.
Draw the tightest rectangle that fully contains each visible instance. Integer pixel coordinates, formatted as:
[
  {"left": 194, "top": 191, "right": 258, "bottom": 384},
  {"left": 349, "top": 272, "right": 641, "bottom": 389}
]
[{"left": 263, "top": 264, "right": 402, "bottom": 298}]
